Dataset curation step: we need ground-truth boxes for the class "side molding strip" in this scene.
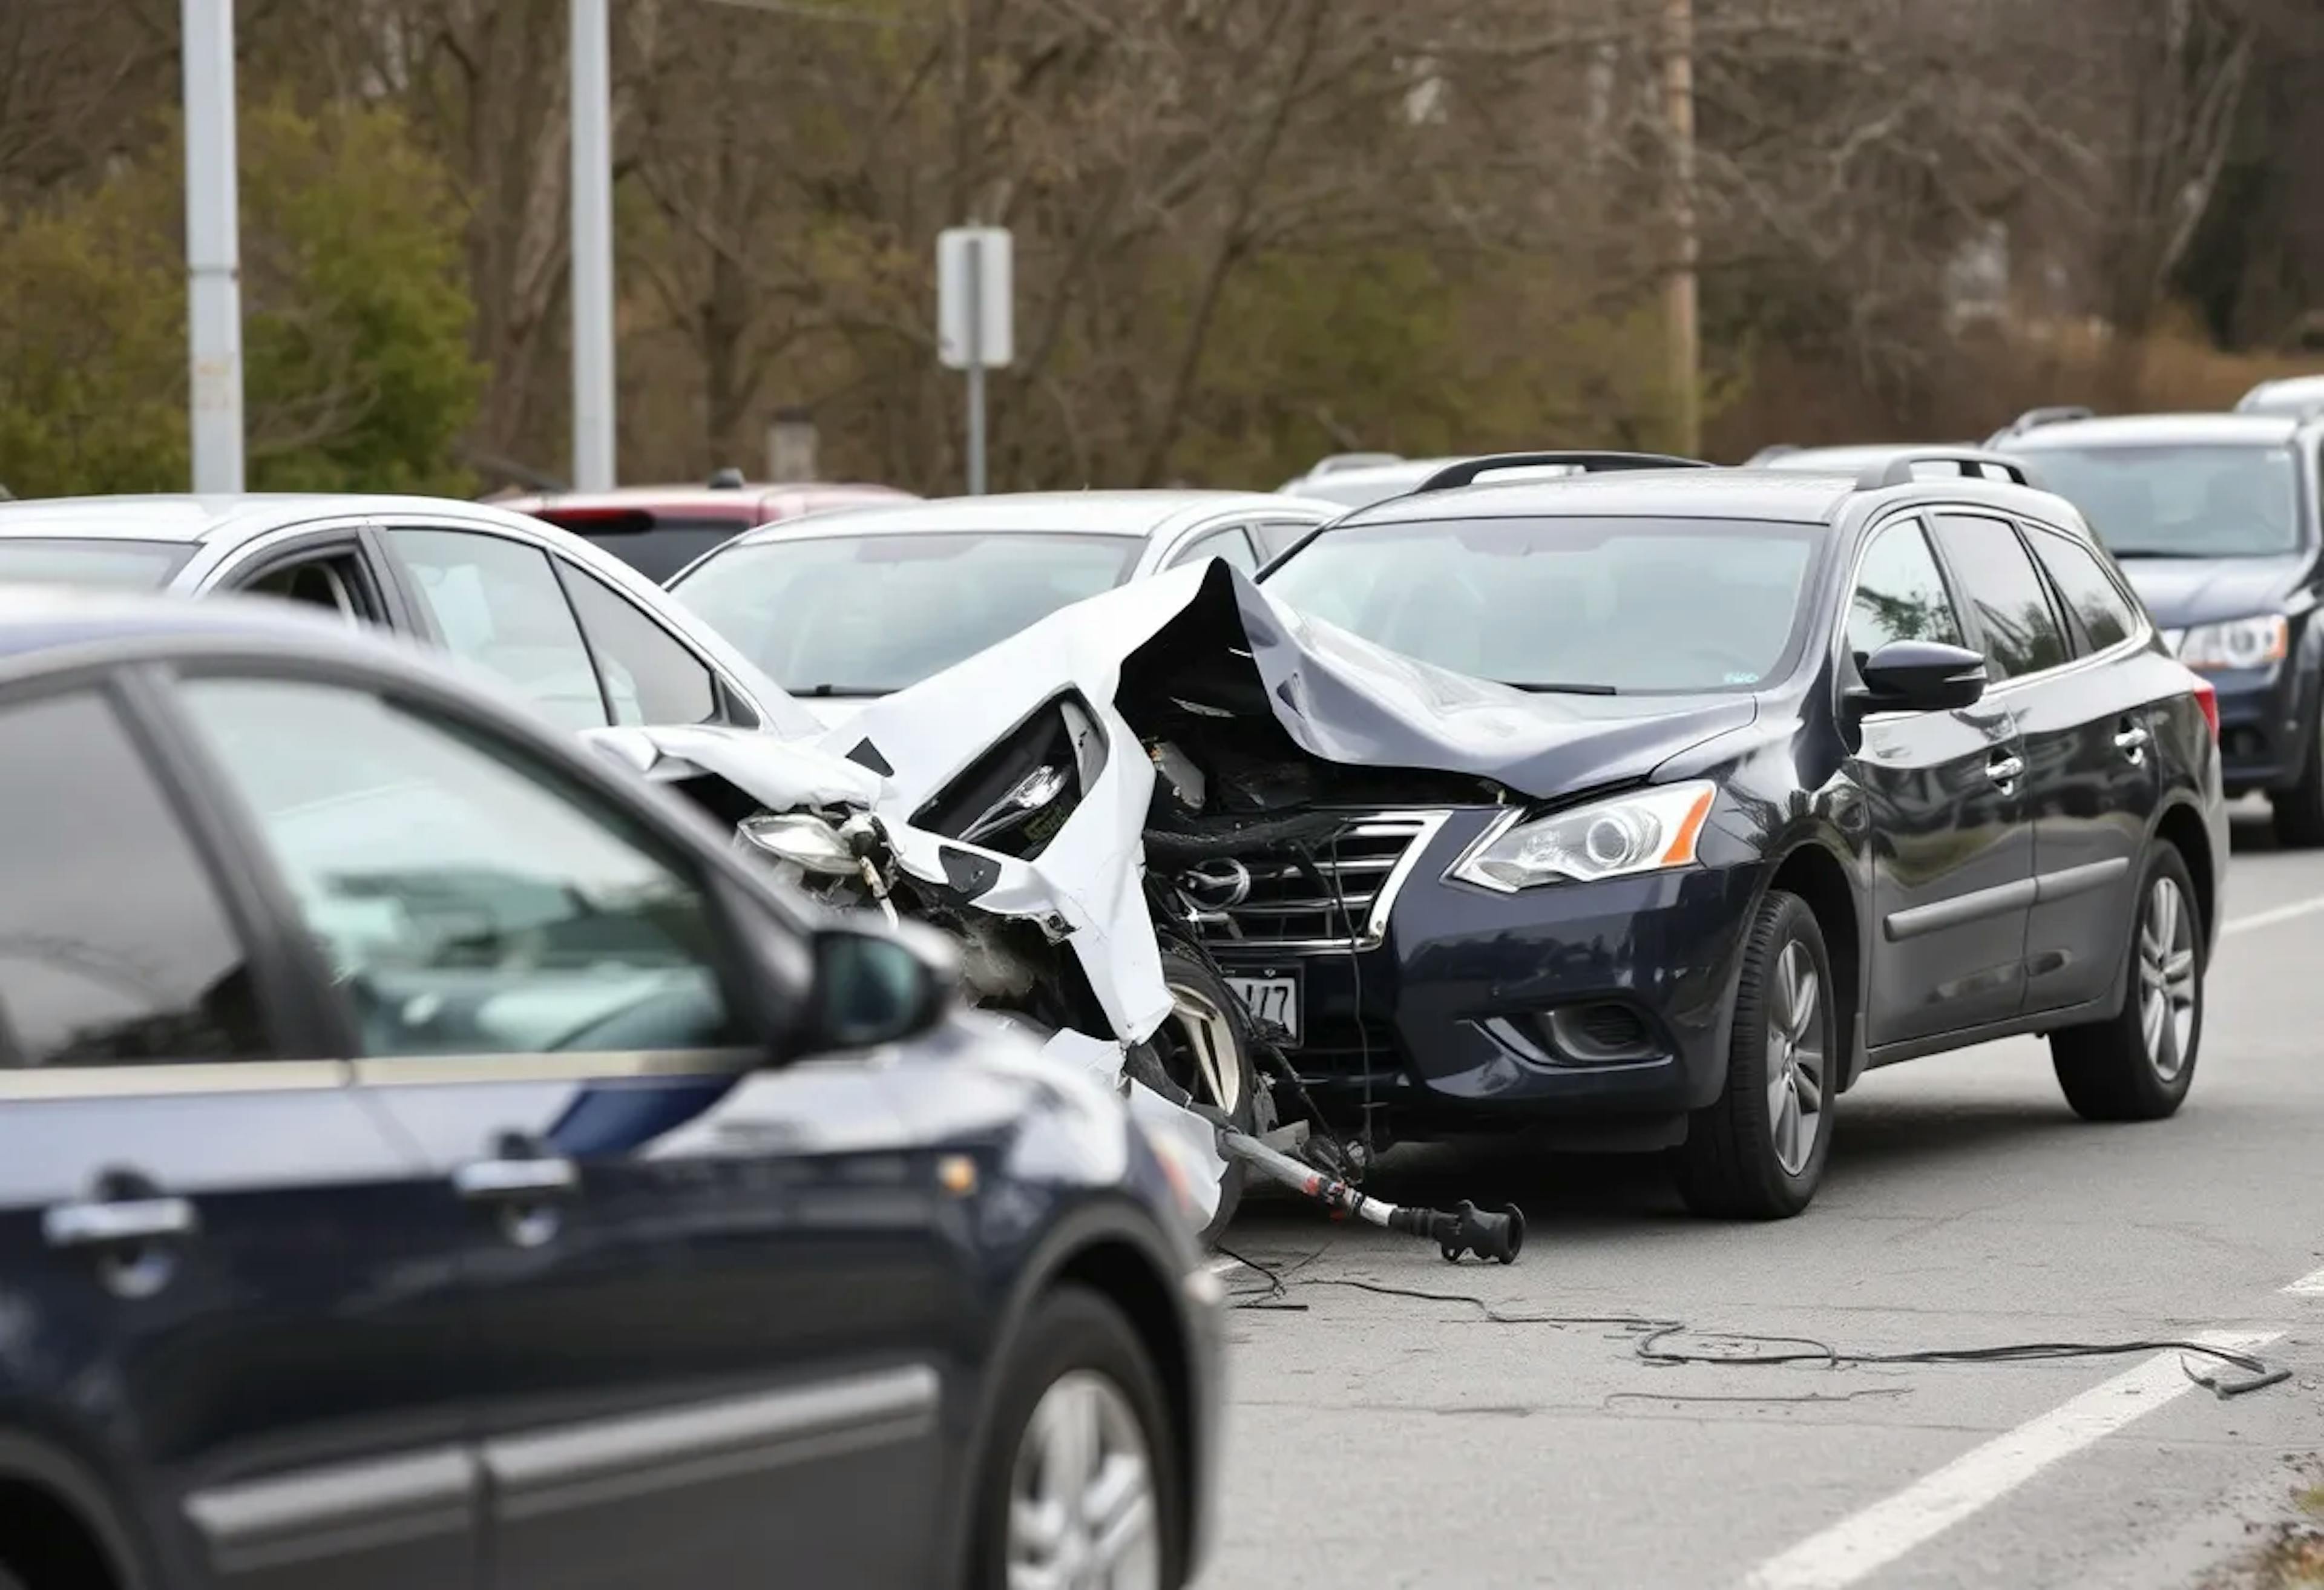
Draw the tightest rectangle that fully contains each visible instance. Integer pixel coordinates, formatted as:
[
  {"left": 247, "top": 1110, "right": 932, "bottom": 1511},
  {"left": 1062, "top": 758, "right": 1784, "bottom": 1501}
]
[
  {"left": 187, "top": 1448, "right": 479, "bottom": 1575},
  {"left": 484, "top": 1364, "right": 940, "bottom": 1521},
  {"left": 1885, "top": 877, "right": 2039, "bottom": 942}
]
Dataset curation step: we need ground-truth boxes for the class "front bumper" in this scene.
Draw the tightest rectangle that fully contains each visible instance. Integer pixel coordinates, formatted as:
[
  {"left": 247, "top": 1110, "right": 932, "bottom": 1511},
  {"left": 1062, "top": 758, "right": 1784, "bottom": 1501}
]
[
  {"left": 2206, "top": 663, "right": 2314, "bottom": 793},
  {"left": 1204, "top": 810, "right": 1764, "bottom": 1132}
]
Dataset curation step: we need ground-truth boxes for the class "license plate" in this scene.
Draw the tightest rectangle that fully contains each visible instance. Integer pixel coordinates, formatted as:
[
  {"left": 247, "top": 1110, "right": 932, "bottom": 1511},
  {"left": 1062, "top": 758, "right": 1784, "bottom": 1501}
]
[{"left": 1226, "top": 975, "right": 1300, "bottom": 1045}]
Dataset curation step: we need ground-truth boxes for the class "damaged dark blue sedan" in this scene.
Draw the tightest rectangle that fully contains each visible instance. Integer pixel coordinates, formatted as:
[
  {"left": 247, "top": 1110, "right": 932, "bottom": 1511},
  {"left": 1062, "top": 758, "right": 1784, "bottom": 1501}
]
[{"left": 1161, "top": 452, "right": 2227, "bottom": 1218}]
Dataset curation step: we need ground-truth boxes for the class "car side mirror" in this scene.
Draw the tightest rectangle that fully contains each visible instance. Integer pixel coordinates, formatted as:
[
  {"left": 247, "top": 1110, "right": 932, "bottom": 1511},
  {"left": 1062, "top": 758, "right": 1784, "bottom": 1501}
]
[
  {"left": 798, "top": 917, "right": 959, "bottom": 1053},
  {"left": 1848, "top": 640, "right": 1989, "bottom": 716}
]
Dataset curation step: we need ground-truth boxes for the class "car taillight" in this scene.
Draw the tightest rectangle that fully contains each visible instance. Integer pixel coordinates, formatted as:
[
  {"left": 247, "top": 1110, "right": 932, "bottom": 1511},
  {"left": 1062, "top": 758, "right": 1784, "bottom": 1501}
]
[{"left": 2193, "top": 678, "right": 2219, "bottom": 741}]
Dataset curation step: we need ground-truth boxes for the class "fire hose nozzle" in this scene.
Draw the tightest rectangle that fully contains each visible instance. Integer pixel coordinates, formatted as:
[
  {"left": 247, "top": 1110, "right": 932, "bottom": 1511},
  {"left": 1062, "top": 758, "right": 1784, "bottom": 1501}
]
[{"left": 1433, "top": 1200, "right": 1524, "bottom": 1264}]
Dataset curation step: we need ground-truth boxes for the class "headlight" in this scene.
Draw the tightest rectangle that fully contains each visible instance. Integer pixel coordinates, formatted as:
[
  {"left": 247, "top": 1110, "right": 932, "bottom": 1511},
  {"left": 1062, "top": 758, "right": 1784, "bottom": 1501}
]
[
  {"left": 737, "top": 812, "right": 856, "bottom": 875},
  {"left": 2176, "top": 614, "right": 2288, "bottom": 672},
  {"left": 1449, "top": 781, "right": 1716, "bottom": 892}
]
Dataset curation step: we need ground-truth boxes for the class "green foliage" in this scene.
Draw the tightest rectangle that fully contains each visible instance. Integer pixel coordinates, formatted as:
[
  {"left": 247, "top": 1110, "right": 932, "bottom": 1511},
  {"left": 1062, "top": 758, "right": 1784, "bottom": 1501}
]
[
  {"left": 1168, "top": 247, "right": 1690, "bottom": 487},
  {"left": 0, "top": 98, "right": 482, "bottom": 499}
]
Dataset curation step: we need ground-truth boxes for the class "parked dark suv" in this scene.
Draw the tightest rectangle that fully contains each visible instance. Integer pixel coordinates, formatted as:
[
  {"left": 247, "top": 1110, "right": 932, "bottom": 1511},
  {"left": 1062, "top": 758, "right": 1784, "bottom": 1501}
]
[
  {"left": 1196, "top": 452, "right": 2226, "bottom": 1218},
  {"left": 1999, "top": 412, "right": 2324, "bottom": 843},
  {"left": 0, "top": 593, "right": 1219, "bottom": 1590}
]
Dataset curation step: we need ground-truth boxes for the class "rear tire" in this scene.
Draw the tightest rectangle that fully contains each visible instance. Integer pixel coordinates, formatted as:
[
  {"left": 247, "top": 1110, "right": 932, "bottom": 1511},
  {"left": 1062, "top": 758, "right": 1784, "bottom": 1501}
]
[
  {"left": 972, "top": 1285, "right": 1185, "bottom": 1590},
  {"left": 1675, "top": 890, "right": 1837, "bottom": 1220},
  {"left": 2050, "top": 844, "right": 2202, "bottom": 1121},
  {"left": 1154, "top": 941, "right": 1258, "bottom": 1244}
]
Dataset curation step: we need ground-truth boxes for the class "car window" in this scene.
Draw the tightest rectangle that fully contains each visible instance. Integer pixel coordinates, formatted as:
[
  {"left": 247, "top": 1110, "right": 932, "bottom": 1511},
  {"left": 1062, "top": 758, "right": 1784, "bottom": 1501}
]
[
  {"left": 0, "top": 537, "right": 195, "bottom": 590},
  {"left": 386, "top": 528, "right": 608, "bottom": 731},
  {"left": 0, "top": 691, "right": 269, "bottom": 1066},
  {"left": 2017, "top": 444, "right": 2300, "bottom": 557},
  {"left": 669, "top": 531, "right": 1140, "bottom": 695},
  {"left": 1254, "top": 520, "right": 1320, "bottom": 560},
  {"left": 2026, "top": 526, "right": 2141, "bottom": 653},
  {"left": 1929, "top": 514, "right": 2070, "bottom": 680},
  {"left": 1261, "top": 516, "right": 1817, "bottom": 693},
  {"left": 179, "top": 677, "right": 747, "bottom": 1059},
  {"left": 527, "top": 514, "right": 746, "bottom": 582},
  {"left": 239, "top": 550, "right": 380, "bottom": 626},
  {"left": 554, "top": 562, "right": 721, "bottom": 726},
  {"left": 1172, "top": 527, "right": 1259, "bottom": 573},
  {"left": 1846, "top": 519, "right": 1965, "bottom": 666}
]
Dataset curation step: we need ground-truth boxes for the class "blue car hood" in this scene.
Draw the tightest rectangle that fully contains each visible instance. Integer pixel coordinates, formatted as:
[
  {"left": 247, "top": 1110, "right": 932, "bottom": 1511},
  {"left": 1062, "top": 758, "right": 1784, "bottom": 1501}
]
[{"left": 2114, "top": 554, "right": 2305, "bottom": 629}]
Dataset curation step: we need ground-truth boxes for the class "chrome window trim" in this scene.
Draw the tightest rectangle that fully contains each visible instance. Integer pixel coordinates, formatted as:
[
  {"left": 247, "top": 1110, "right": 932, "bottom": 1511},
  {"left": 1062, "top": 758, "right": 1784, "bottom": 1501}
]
[
  {"left": 0, "top": 1050, "right": 761, "bottom": 1100},
  {"left": 349, "top": 1048, "right": 762, "bottom": 1087}
]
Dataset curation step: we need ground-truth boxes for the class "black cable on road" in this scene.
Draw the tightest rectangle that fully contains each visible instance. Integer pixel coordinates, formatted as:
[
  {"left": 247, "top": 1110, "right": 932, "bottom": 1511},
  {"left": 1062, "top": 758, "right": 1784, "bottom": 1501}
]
[{"left": 1252, "top": 1275, "right": 2293, "bottom": 1398}]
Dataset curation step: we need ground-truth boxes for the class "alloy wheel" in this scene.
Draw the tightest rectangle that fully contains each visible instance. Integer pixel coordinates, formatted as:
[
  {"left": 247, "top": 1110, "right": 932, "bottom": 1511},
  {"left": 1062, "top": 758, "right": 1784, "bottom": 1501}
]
[
  {"left": 1765, "top": 938, "right": 1826, "bottom": 1177},
  {"left": 1160, "top": 981, "right": 1244, "bottom": 1116},
  {"left": 2138, "top": 876, "right": 2199, "bottom": 1082},
  {"left": 1006, "top": 1369, "right": 1161, "bottom": 1590}
]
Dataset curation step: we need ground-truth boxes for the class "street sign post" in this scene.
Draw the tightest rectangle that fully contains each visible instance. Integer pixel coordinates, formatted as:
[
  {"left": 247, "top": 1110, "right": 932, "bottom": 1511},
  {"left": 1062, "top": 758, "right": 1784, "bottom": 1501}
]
[
  {"left": 183, "top": 0, "right": 244, "bottom": 494},
  {"left": 938, "top": 226, "right": 1013, "bottom": 495}
]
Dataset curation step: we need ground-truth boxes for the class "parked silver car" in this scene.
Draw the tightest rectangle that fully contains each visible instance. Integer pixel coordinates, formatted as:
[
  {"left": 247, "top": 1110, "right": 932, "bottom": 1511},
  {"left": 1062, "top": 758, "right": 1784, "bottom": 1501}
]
[
  {"left": 0, "top": 493, "right": 817, "bottom": 737},
  {"left": 663, "top": 490, "right": 1334, "bottom": 723}
]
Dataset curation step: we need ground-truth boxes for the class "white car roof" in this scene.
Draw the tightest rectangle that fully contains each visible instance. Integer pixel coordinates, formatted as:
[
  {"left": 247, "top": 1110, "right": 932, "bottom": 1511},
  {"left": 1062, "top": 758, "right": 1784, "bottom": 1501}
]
[
  {"left": 0, "top": 493, "right": 562, "bottom": 546},
  {"left": 719, "top": 490, "right": 1328, "bottom": 549}
]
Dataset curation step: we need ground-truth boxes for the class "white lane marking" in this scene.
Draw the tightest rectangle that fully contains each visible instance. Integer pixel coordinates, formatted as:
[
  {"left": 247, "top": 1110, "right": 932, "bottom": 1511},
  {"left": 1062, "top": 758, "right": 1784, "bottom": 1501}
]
[
  {"left": 2221, "top": 893, "right": 2324, "bottom": 937},
  {"left": 1741, "top": 1330, "right": 2282, "bottom": 1590},
  {"left": 2285, "top": 1266, "right": 2324, "bottom": 1296}
]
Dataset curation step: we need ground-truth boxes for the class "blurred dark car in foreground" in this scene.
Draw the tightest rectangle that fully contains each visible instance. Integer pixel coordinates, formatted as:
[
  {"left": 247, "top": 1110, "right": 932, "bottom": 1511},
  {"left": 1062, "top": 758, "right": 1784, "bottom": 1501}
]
[
  {"left": 0, "top": 593, "right": 1219, "bottom": 1590},
  {"left": 497, "top": 475, "right": 917, "bottom": 581}
]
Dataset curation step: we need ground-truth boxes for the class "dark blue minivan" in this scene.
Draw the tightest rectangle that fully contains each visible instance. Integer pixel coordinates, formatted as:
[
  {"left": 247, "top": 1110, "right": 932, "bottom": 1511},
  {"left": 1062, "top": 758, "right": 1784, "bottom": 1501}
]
[{"left": 0, "top": 591, "right": 1219, "bottom": 1590}]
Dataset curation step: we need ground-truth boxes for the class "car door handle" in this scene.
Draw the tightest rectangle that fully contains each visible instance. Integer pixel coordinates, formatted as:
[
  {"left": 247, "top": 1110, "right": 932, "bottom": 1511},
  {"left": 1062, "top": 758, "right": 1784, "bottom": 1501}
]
[
  {"left": 453, "top": 1158, "right": 579, "bottom": 1202},
  {"left": 43, "top": 1197, "right": 199, "bottom": 1250},
  {"left": 1986, "top": 754, "right": 2026, "bottom": 784}
]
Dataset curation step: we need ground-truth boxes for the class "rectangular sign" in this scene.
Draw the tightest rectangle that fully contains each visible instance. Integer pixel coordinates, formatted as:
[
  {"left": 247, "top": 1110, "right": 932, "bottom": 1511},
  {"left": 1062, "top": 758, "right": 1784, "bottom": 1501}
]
[{"left": 937, "top": 226, "right": 1014, "bottom": 370}]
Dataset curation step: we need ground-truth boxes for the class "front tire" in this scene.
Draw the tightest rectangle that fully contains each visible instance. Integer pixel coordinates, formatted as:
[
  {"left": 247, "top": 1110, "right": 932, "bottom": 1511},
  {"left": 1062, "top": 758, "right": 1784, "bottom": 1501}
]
[
  {"left": 2050, "top": 844, "right": 2202, "bottom": 1121},
  {"left": 1154, "top": 941, "right": 1259, "bottom": 1243},
  {"left": 1675, "top": 889, "right": 1837, "bottom": 1220},
  {"left": 973, "top": 1285, "right": 1184, "bottom": 1590}
]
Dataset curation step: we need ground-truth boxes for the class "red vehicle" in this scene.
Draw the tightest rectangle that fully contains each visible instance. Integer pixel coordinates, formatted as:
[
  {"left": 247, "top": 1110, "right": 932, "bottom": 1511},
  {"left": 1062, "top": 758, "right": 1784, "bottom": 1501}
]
[{"left": 498, "top": 471, "right": 916, "bottom": 581}]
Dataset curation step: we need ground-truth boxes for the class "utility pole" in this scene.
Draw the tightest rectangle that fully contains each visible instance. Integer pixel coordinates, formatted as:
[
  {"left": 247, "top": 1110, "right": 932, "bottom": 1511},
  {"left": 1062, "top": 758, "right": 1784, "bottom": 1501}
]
[
  {"left": 570, "top": 0, "right": 617, "bottom": 491},
  {"left": 182, "top": 0, "right": 244, "bottom": 493},
  {"left": 1663, "top": 0, "right": 1700, "bottom": 457}
]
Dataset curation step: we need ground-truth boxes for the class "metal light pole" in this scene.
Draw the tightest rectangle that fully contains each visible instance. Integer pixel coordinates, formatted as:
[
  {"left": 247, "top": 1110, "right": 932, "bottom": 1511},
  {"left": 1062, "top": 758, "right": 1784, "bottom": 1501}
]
[
  {"left": 570, "top": 0, "right": 617, "bottom": 491},
  {"left": 182, "top": 0, "right": 244, "bottom": 494},
  {"left": 1663, "top": 0, "right": 1701, "bottom": 458}
]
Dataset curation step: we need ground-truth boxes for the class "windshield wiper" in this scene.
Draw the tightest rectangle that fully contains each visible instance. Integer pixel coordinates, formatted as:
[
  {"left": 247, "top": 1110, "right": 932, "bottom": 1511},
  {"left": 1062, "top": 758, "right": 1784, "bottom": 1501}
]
[
  {"left": 793, "top": 683, "right": 889, "bottom": 698},
  {"left": 2106, "top": 548, "right": 2214, "bottom": 559},
  {"left": 1501, "top": 680, "right": 1618, "bottom": 695}
]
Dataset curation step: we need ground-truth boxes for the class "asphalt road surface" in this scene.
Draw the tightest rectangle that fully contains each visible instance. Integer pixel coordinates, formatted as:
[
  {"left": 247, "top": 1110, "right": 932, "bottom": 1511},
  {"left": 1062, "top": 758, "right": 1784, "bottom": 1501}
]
[{"left": 1203, "top": 805, "right": 2324, "bottom": 1590}]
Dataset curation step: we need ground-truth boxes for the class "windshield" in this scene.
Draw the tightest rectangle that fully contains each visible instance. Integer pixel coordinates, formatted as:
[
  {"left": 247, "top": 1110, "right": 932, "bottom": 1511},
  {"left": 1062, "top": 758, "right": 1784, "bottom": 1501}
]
[
  {"left": 2026, "top": 445, "right": 2303, "bottom": 557},
  {"left": 0, "top": 538, "right": 193, "bottom": 589},
  {"left": 668, "top": 530, "right": 1141, "bottom": 694},
  {"left": 1261, "top": 516, "right": 1819, "bottom": 692}
]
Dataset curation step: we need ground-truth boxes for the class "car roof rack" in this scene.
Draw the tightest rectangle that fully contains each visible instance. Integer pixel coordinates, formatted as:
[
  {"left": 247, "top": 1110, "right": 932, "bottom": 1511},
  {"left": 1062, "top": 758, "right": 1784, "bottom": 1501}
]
[
  {"left": 1413, "top": 451, "right": 1714, "bottom": 494},
  {"left": 1984, "top": 406, "right": 2093, "bottom": 447},
  {"left": 1856, "top": 450, "right": 2037, "bottom": 490}
]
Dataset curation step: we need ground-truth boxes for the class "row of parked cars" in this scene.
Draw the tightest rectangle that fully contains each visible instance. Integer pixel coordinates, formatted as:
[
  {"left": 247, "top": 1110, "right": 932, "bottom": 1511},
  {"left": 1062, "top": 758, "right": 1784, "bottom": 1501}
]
[{"left": 0, "top": 373, "right": 2313, "bottom": 1588}]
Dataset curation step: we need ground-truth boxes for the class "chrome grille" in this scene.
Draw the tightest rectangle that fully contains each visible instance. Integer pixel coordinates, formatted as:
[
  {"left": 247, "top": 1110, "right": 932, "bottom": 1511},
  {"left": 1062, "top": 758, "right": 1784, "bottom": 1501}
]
[{"left": 1183, "top": 811, "right": 1449, "bottom": 951}]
